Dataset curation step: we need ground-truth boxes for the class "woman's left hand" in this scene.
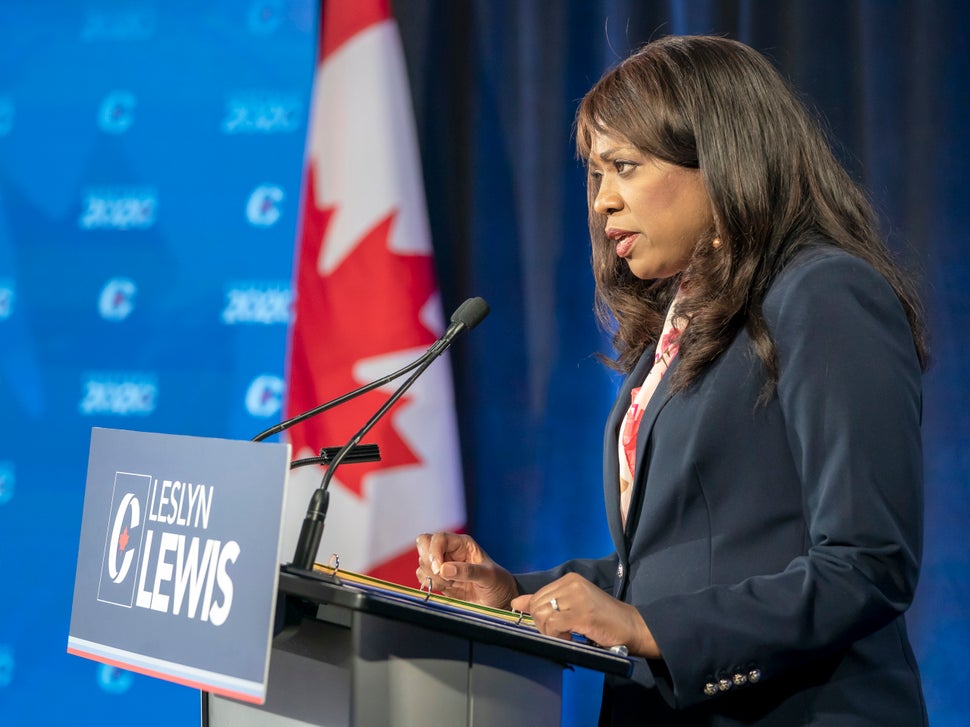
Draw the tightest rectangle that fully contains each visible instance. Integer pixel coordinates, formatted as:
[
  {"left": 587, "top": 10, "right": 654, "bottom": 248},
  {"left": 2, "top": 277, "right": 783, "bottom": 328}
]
[{"left": 510, "top": 572, "right": 661, "bottom": 658}]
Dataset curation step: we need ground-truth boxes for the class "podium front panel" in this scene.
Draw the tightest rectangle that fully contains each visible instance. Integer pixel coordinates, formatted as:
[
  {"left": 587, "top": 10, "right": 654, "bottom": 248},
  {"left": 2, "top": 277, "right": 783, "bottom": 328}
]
[
  {"left": 205, "top": 593, "right": 565, "bottom": 726},
  {"left": 207, "top": 616, "right": 352, "bottom": 726},
  {"left": 204, "top": 570, "right": 632, "bottom": 726}
]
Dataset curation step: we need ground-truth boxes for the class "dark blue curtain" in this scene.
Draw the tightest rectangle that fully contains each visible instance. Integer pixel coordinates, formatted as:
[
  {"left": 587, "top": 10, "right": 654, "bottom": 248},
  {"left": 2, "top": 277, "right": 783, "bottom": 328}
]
[
  {"left": 0, "top": 1, "right": 964, "bottom": 723},
  {"left": 393, "top": 2, "right": 969, "bottom": 724}
]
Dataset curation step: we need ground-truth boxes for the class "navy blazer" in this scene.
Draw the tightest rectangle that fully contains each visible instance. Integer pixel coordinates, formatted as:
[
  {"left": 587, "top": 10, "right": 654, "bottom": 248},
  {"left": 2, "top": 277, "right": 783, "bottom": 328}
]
[{"left": 516, "top": 245, "right": 927, "bottom": 726}]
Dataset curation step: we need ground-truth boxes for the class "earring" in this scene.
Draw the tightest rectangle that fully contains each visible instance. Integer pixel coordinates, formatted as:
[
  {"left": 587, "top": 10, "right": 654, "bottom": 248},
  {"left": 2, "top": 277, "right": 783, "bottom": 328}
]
[{"left": 712, "top": 236, "right": 723, "bottom": 250}]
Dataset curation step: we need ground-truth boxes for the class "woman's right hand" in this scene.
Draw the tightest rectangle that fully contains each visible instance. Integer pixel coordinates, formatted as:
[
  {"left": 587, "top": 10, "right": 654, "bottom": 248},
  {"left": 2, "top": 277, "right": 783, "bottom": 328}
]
[{"left": 415, "top": 532, "right": 518, "bottom": 609}]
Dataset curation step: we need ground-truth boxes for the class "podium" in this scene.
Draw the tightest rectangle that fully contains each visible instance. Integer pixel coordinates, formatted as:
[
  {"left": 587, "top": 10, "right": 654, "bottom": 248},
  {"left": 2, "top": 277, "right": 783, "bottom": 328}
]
[{"left": 202, "top": 566, "right": 633, "bottom": 726}]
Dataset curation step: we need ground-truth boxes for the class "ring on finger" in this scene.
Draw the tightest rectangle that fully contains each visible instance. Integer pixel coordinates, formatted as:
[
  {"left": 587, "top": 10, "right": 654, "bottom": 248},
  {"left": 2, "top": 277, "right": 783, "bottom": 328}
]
[{"left": 550, "top": 597, "right": 560, "bottom": 612}]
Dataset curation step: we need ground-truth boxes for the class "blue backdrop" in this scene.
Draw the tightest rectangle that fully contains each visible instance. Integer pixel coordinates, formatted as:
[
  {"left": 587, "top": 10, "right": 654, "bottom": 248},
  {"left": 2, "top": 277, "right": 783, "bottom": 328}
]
[
  {"left": 0, "top": 0, "right": 315, "bottom": 722},
  {"left": 1, "top": 1, "right": 967, "bottom": 725}
]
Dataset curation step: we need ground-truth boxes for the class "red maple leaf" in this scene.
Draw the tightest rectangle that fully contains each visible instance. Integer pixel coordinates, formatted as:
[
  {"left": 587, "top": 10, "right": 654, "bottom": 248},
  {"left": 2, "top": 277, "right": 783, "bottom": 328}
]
[
  {"left": 286, "top": 166, "right": 438, "bottom": 498},
  {"left": 118, "top": 526, "right": 129, "bottom": 552}
]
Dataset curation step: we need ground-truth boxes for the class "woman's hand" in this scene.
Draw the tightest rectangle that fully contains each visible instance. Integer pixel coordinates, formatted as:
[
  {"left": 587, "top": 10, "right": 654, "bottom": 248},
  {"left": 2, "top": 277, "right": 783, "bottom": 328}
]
[
  {"left": 415, "top": 532, "right": 518, "bottom": 609},
  {"left": 510, "top": 572, "right": 661, "bottom": 658}
]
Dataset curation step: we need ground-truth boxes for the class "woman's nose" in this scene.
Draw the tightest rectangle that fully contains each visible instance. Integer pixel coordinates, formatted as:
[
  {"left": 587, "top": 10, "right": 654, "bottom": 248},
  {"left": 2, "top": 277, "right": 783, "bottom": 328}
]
[{"left": 592, "top": 182, "right": 621, "bottom": 216}]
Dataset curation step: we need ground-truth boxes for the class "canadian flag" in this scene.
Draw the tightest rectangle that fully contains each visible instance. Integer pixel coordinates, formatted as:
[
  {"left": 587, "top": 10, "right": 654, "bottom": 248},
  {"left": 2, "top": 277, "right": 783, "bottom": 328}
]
[{"left": 281, "top": 0, "right": 465, "bottom": 584}]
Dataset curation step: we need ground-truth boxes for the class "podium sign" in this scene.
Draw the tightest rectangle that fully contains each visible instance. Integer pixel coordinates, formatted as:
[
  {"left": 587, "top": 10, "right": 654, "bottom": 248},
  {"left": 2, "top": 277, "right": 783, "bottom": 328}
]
[{"left": 68, "top": 428, "right": 291, "bottom": 704}]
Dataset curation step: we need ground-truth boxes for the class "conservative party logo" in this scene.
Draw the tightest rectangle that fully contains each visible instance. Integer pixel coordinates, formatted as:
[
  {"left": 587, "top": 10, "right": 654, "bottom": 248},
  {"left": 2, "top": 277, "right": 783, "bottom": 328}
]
[
  {"left": 247, "top": 0, "right": 285, "bottom": 34},
  {"left": 0, "top": 645, "right": 13, "bottom": 688},
  {"left": 99, "top": 277, "right": 137, "bottom": 321},
  {"left": 246, "top": 184, "right": 284, "bottom": 227},
  {"left": 0, "top": 462, "right": 13, "bottom": 506},
  {"left": 245, "top": 375, "right": 283, "bottom": 418},
  {"left": 97, "top": 664, "right": 135, "bottom": 694},
  {"left": 97, "top": 471, "right": 240, "bottom": 626},
  {"left": 98, "top": 473, "right": 152, "bottom": 607},
  {"left": 0, "top": 281, "right": 14, "bottom": 320},
  {"left": 99, "top": 91, "right": 137, "bottom": 134},
  {"left": 97, "top": 664, "right": 134, "bottom": 694}
]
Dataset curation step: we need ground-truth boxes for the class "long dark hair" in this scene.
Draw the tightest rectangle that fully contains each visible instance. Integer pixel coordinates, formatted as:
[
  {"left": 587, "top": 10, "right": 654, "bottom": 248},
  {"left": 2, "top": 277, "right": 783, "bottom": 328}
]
[{"left": 576, "top": 35, "right": 928, "bottom": 398}]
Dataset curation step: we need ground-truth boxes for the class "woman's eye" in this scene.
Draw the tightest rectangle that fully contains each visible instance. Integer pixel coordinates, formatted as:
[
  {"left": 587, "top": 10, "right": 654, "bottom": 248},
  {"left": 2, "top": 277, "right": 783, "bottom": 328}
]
[{"left": 615, "top": 160, "right": 636, "bottom": 174}]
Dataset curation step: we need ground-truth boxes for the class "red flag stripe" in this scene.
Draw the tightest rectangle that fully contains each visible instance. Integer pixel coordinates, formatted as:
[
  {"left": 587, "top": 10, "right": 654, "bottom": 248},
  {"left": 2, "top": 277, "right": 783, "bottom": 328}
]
[{"left": 320, "top": 0, "right": 389, "bottom": 61}]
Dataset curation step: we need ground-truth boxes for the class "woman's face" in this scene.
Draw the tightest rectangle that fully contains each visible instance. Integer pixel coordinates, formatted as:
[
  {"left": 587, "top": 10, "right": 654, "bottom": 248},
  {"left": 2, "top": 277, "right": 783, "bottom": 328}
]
[{"left": 588, "top": 129, "right": 714, "bottom": 280}]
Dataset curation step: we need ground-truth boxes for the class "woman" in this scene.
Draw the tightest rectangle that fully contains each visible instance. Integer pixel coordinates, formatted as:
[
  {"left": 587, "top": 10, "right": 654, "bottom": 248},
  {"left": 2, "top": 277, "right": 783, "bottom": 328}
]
[{"left": 417, "top": 35, "right": 927, "bottom": 725}]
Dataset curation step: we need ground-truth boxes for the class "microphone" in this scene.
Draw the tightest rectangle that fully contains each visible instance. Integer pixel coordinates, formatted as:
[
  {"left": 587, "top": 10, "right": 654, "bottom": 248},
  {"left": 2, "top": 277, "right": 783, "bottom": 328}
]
[
  {"left": 289, "top": 296, "right": 489, "bottom": 572},
  {"left": 250, "top": 297, "right": 489, "bottom": 443}
]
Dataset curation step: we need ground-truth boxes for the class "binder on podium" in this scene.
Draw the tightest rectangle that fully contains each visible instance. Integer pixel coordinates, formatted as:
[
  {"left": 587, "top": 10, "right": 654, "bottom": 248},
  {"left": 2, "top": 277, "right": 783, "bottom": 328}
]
[{"left": 203, "top": 563, "right": 633, "bottom": 727}]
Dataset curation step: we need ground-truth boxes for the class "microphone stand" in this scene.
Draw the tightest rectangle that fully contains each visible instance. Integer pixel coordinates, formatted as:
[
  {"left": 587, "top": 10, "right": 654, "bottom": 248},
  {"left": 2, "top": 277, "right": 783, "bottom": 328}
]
[
  {"left": 288, "top": 349, "right": 445, "bottom": 573},
  {"left": 278, "top": 296, "right": 489, "bottom": 575}
]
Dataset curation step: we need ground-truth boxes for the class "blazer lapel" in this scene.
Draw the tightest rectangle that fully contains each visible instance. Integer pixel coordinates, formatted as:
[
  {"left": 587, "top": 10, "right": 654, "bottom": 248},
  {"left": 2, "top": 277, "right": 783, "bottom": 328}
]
[
  {"left": 603, "top": 349, "right": 657, "bottom": 556},
  {"left": 623, "top": 352, "right": 680, "bottom": 538}
]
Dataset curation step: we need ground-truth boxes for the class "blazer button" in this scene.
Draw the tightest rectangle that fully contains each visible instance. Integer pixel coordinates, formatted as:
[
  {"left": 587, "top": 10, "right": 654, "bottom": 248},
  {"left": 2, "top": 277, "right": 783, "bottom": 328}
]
[
  {"left": 732, "top": 673, "right": 747, "bottom": 686},
  {"left": 703, "top": 682, "right": 718, "bottom": 697},
  {"left": 617, "top": 563, "right": 624, "bottom": 578},
  {"left": 748, "top": 669, "right": 762, "bottom": 684},
  {"left": 717, "top": 678, "right": 732, "bottom": 692}
]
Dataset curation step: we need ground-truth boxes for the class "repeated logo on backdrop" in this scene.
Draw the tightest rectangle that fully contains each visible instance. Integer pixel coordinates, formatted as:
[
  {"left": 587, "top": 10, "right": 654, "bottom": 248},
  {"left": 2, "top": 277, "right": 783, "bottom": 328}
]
[
  {"left": 80, "top": 6, "right": 157, "bottom": 42},
  {"left": 0, "top": 645, "right": 13, "bottom": 688},
  {"left": 0, "top": 280, "right": 13, "bottom": 320},
  {"left": 247, "top": 0, "right": 287, "bottom": 34},
  {"left": 0, "top": 462, "right": 13, "bottom": 506},
  {"left": 222, "top": 92, "right": 303, "bottom": 135},
  {"left": 222, "top": 281, "right": 292, "bottom": 325},
  {"left": 79, "top": 373, "right": 158, "bottom": 416},
  {"left": 0, "top": 3, "right": 315, "bottom": 717},
  {"left": 97, "top": 664, "right": 134, "bottom": 694},
  {"left": 246, "top": 375, "right": 284, "bottom": 418},
  {"left": 98, "top": 91, "right": 137, "bottom": 134},
  {"left": 99, "top": 277, "right": 138, "bottom": 321},
  {"left": 246, "top": 184, "right": 285, "bottom": 226},
  {"left": 79, "top": 187, "right": 158, "bottom": 231}
]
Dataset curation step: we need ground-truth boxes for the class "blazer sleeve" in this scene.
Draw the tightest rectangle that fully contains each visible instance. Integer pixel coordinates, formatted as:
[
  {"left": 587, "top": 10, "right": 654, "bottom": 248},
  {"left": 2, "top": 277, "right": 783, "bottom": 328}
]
[
  {"left": 637, "top": 251, "right": 924, "bottom": 708},
  {"left": 515, "top": 554, "right": 619, "bottom": 596}
]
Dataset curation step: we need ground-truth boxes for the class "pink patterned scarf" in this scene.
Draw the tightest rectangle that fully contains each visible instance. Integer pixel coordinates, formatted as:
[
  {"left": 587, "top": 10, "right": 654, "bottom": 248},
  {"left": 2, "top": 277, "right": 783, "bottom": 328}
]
[{"left": 618, "top": 296, "right": 684, "bottom": 527}]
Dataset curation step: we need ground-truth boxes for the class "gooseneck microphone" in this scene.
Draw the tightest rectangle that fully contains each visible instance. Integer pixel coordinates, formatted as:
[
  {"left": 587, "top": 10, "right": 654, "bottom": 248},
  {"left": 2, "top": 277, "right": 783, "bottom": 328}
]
[
  {"left": 251, "top": 350, "right": 425, "bottom": 444},
  {"left": 289, "top": 296, "right": 489, "bottom": 572},
  {"left": 251, "top": 298, "right": 489, "bottom": 444}
]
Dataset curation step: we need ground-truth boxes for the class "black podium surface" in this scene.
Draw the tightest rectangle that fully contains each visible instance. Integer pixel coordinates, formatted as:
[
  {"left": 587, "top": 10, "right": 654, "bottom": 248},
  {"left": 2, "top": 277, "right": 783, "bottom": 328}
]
[{"left": 202, "top": 565, "right": 633, "bottom": 726}]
